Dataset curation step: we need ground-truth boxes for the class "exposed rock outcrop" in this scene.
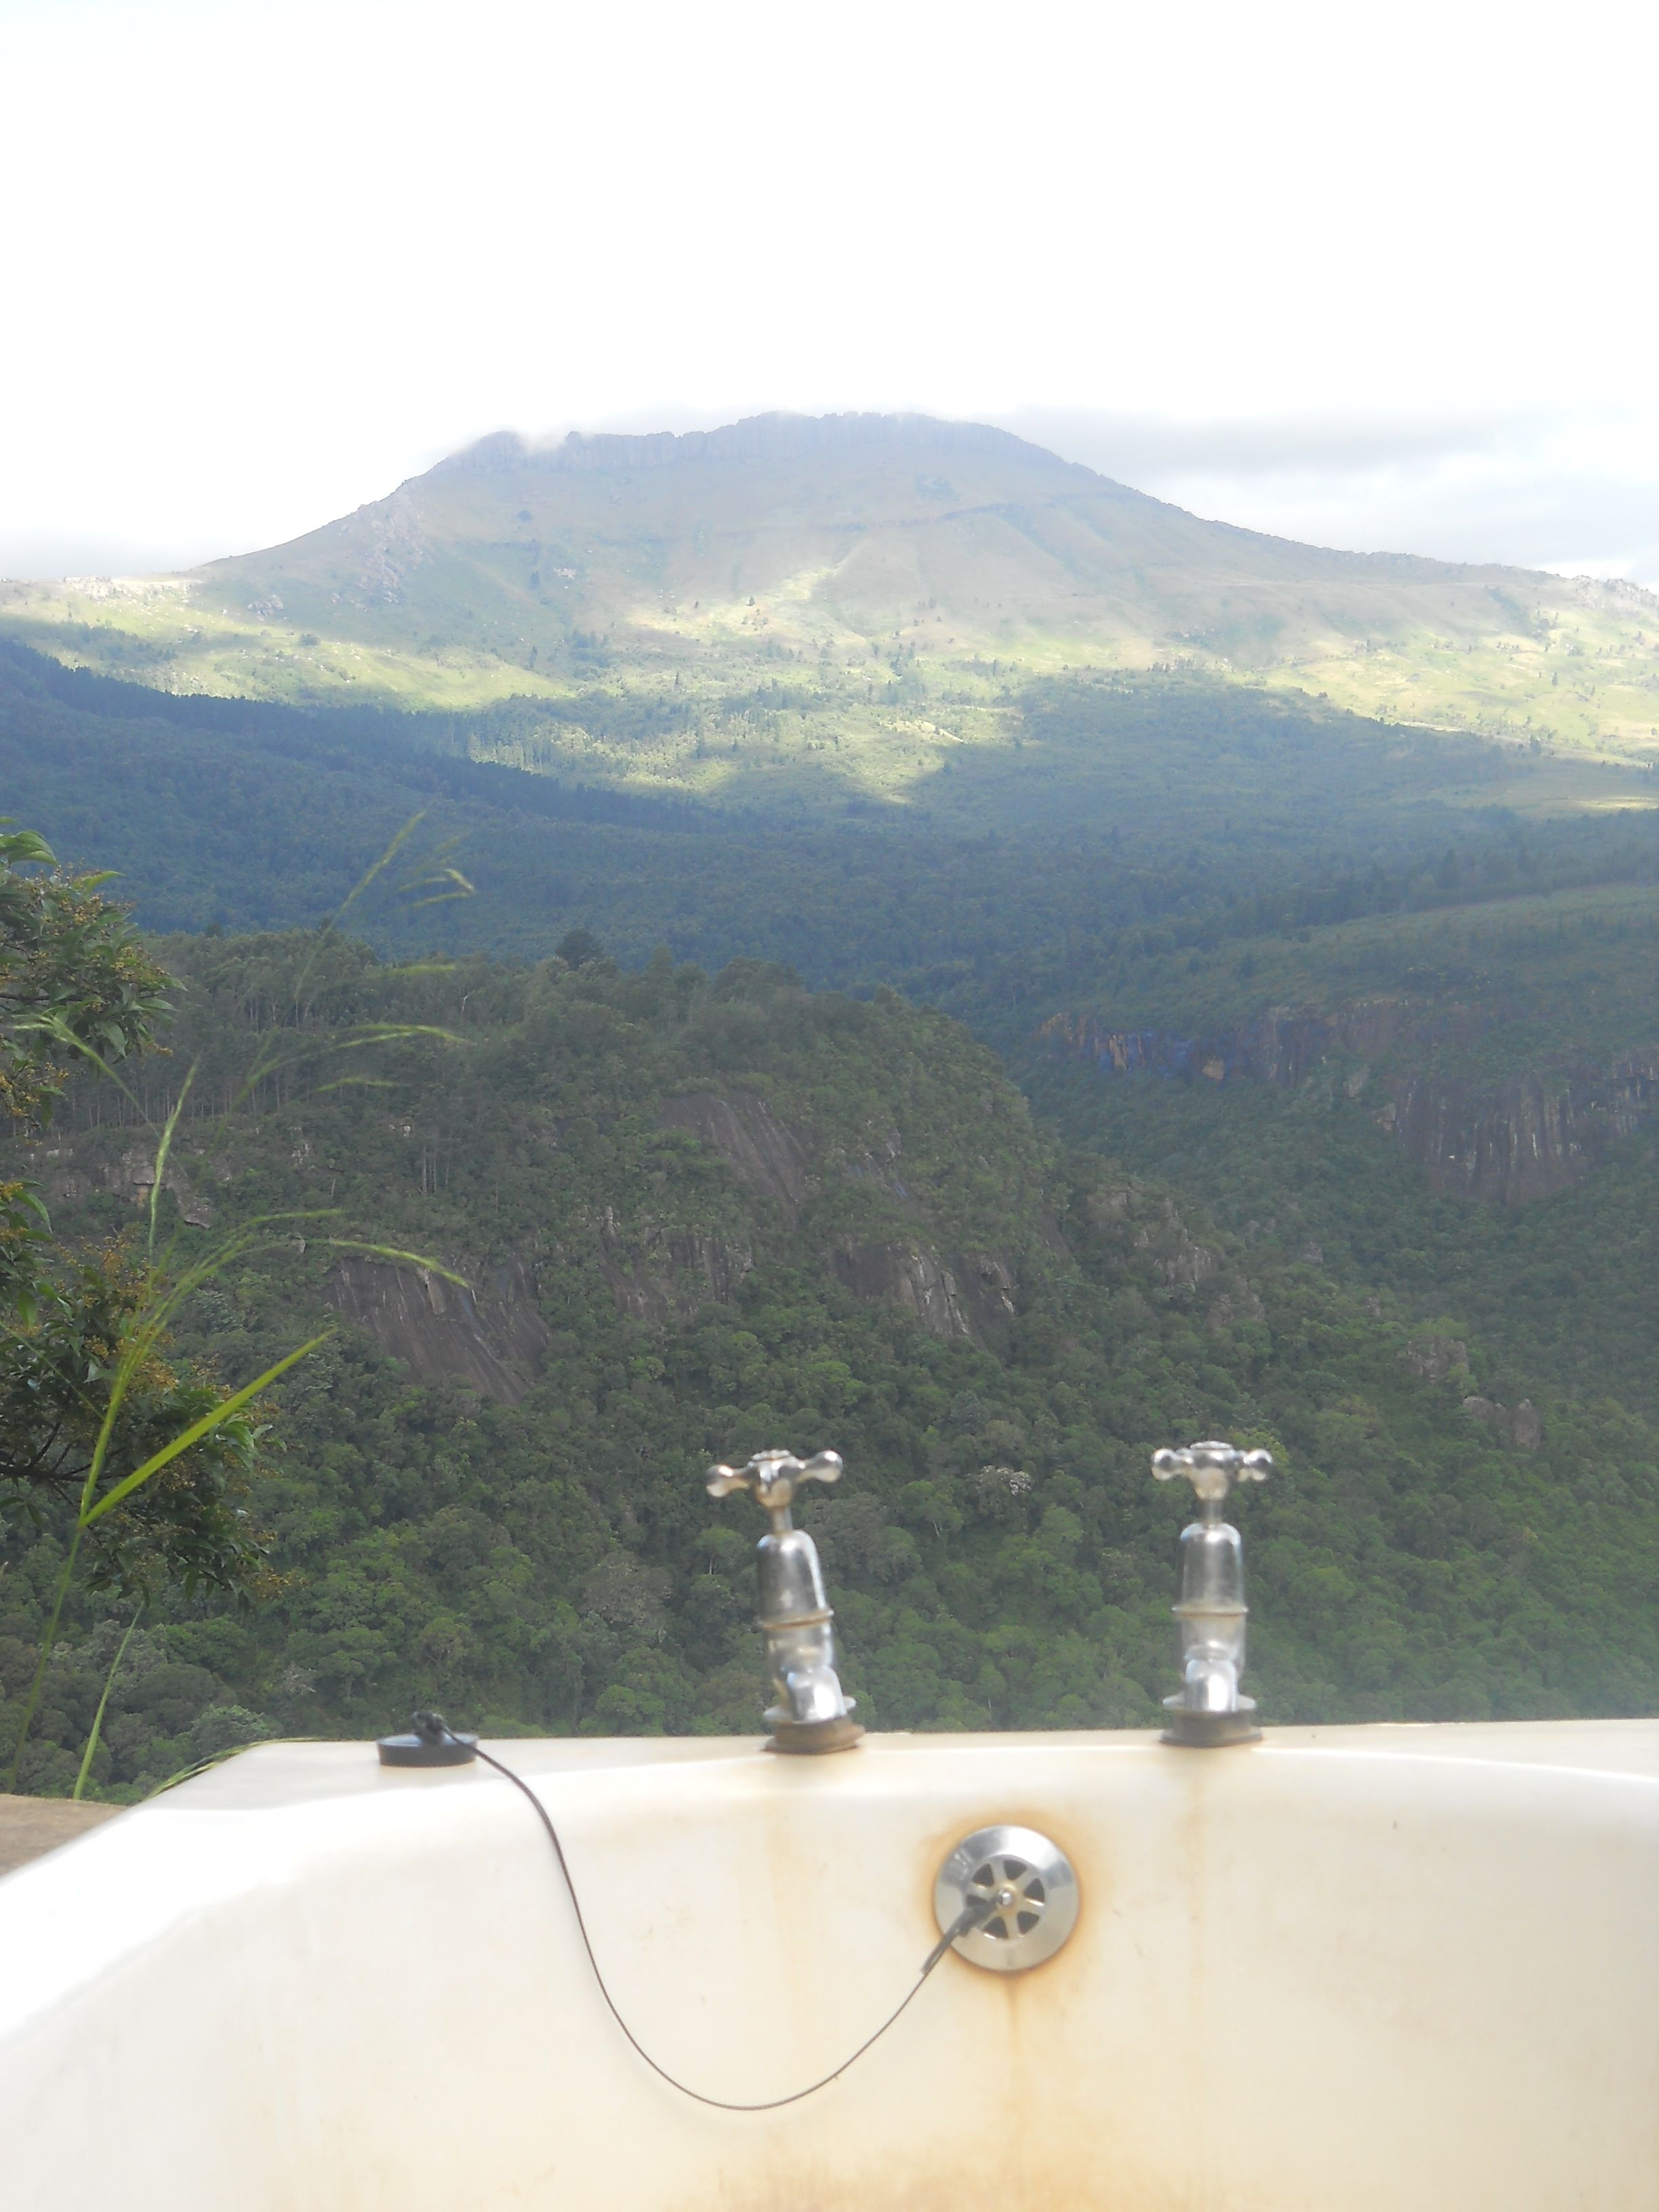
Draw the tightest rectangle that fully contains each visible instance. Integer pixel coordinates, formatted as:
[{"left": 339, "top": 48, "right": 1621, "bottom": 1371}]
[
  {"left": 1384, "top": 1052, "right": 1659, "bottom": 1206},
  {"left": 323, "top": 1255, "right": 550, "bottom": 1404},
  {"left": 1084, "top": 1183, "right": 1134, "bottom": 1224},
  {"left": 1132, "top": 1196, "right": 1223, "bottom": 1288},
  {"left": 822, "top": 1240, "right": 1023, "bottom": 1347},
  {"left": 827, "top": 1237, "right": 975, "bottom": 1341},
  {"left": 1041, "top": 1000, "right": 1454, "bottom": 1089},
  {"left": 1404, "top": 1335, "right": 1469, "bottom": 1382},
  {"left": 1090, "top": 1185, "right": 1263, "bottom": 1333},
  {"left": 344, "top": 489, "right": 426, "bottom": 607},
  {"left": 598, "top": 1210, "right": 752, "bottom": 1324},
  {"left": 99, "top": 1145, "right": 214, "bottom": 1227},
  {"left": 958, "top": 1252, "right": 1019, "bottom": 1341},
  {"left": 656, "top": 1091, "right": 810, "bottom": 1218},
  {"left": 1461, "top": 1395, "right": 1543, "bottom": 1451},
  {"left": 1043, "top": 1007, "right": 1659, "bottom": 1208}
]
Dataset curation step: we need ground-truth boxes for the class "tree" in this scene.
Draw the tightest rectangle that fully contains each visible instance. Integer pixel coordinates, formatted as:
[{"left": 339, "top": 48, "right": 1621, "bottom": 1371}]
[
  {"left": 0, "top": 1202, "right": 276, "bottom": 1605},
  {"left": 0, "top": 832, "right": 296, "bottom": 1785},
  {"left": 0, "top": 827, "right": 169, "bottom": 1127},
  {"left": 555, "top": 927, "right": 607, "bottom": 969}
]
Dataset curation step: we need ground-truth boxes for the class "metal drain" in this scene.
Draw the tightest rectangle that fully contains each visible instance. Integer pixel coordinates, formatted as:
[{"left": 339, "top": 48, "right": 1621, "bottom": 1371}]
[{"left": 933, "top": 1824, "right": 1080, "bottom": 1973}]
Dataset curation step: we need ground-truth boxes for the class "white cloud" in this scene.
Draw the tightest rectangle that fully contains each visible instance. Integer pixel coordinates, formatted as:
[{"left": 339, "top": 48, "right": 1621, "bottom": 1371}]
[
  {"left": 3, "top": 0, "right": 1657, "bottom": 579},
  {"left": 997, "top": 404, "right": 1659, "bottom": 587}
]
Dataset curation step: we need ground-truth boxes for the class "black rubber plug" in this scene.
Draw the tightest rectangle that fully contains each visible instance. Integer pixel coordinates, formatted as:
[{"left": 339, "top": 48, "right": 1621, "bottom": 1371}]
[{"left": 377, "top": 1708, "right": 479, "bottom": 1767}]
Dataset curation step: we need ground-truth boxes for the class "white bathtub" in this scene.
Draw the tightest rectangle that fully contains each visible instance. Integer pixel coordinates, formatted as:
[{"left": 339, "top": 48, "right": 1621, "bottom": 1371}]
[{"left": 2, "top": 1721, "right": 1654, "bottom": 2209}]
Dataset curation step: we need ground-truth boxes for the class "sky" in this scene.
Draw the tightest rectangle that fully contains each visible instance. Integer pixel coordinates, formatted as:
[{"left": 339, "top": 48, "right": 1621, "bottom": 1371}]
[{"left": 3, "top": 0, "right": 1656, "bottom": 583}]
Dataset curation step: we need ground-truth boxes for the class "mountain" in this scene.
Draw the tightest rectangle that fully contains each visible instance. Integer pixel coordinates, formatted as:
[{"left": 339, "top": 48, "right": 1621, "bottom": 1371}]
[
  {"left": 191, "top": 413, "right": 1634, "bottom": 668},
  {"left": 5, "top": 413, "right": 1658, "bottom": 766},
  {"left": 7, "top": 930, "right": 1656, "bottom": 1796},
  {"left": 7, "top": 417, "right": 1659, "bottom": 1800}
]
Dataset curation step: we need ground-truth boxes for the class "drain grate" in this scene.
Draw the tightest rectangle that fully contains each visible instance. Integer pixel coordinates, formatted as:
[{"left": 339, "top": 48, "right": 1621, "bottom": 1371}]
[{"left": 934, "top": 1824, "right": 1080, "bottom": 1973}]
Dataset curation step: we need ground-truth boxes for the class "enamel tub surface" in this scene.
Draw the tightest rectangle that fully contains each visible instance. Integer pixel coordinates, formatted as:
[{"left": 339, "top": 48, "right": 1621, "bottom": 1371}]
[{"left": 1, "top": 1721, "right": 1654, "bottom": 2210}]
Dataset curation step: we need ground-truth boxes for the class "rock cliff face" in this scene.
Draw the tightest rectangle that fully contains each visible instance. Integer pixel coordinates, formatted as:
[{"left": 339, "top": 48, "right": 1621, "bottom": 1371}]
[
  {"left": 823, "top": 1240, "right": 1019, "bottom": 1347},
  {"left": 1462, "top": 1394, "right": 1543, "bottom": 1450},
  {"left": 321, "top": 1256, "right": 550, "bottom": 1404},
  {"left": 827, "top": 1237, "right": 975, "bottom": 1339},
  {"left": 597, "top": 1209, "right": 752, "bottom": 1326},
  {"left": 1380, "top": 1051, "right": 1659, "bottom": 1206},
  {"left": 1040, "top": 1000, "right": 1468, "bottom": 1090},
  {"left": 655, "top": 1091, "right": 809, "bottom": 1218},
  {"left": 654, "top": 1089, "right": 1023, "bottom": 1347},
  {"left": 29, "top": 1141, "right": 218, "bottom": 1228},
  {"left": 1042, "top": 1007, "right": 1659, "bottom": 1208}
]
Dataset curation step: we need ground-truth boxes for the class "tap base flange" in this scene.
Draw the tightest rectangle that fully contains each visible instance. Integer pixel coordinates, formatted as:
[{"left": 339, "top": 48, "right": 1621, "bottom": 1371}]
[
  {"left": 764, "top": 1715, "right": 865, "bottom": 1755},
  {"left": 377, "top": 1730, "right": 478, "bottom": 1767},
  {"left": 1160, "top": 1705, "right": 1261, "bottom": 1749}
]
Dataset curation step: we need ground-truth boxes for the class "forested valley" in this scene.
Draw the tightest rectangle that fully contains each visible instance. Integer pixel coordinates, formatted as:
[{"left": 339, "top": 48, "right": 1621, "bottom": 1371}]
[{"left": 2, "top": 636, "right": 1656, "bottom": 1795}]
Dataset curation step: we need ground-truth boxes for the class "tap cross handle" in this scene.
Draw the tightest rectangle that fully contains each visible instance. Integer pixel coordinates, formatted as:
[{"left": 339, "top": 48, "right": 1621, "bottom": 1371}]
[
  {"left": 706, "top": 1448, "right": 844, "bottom": 1521},
  {"left": 1153, "top": 1439, "right": 1272, "bottom": 1511}
]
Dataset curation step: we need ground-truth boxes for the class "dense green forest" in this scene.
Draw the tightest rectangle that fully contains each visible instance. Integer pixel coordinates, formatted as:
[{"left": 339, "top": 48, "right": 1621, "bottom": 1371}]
[
  {"left": 1021, "top": 885, "right": 1659, "bottom": 1416},
  {"left": 3, "top": 639, "right": 1655, "bottom": 995},
  {"left": 3, "top": 933, "right": 1656, "bottom": 1796},
  {"left": 2, "top": 635, "right": 1657, "bottom": 1795}
]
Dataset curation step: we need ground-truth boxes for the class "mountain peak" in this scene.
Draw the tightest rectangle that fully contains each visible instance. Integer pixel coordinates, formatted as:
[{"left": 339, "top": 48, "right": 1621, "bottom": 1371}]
[
  {"left": 430, "top": 409, "right": 1111, "bottom": 487},
  {"left": 10, "top": 411, "right": 1654, "bottom": 760}
]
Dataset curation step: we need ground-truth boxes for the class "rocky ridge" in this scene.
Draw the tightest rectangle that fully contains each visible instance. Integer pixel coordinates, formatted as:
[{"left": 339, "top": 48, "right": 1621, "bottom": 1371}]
[{"left": 1041, "top": 1006, "right": 1659, "bottom": 1207}]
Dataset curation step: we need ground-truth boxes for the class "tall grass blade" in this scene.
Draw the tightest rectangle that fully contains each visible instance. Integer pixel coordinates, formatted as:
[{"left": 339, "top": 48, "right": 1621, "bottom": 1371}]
[
  {"left": 333, "top": 812, "right": 427, "bottom": 924},
  {"left": 322, "top": 1240, "right": 470, "bottom": 1285},
  {"left": 72, "top": 1613, "right": 142, "bottom": 1801},
  {"left": 407, "top": 865, "right": 477, "bottom": 909},
  {"left": 81, "top": 1333, "right": 333, "bottom": 1530},
  {"left": 15, "top": 1010, "right": 149, "bottom": 1118},
  {"left": 232, "top": 1023, "right": 462, "bottom": 1110},
  {"left": 146, "top": 1066, "right": 195, "bottom": 1258},
  {"left": 234, "top": 813, "right": 432, "bottom": 1105}
]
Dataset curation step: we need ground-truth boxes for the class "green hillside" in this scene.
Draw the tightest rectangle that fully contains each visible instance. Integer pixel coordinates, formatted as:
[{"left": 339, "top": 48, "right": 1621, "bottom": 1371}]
[
  {"left": 4, "top": 541, "right": 1659, "bottom": 1797},
  {"left": 1022, "top": 885, "right": 1659, "bottom": 1417},
  {"left": 3, "top": 634, "right": 1654, "bottom": 1447},
  {"left": 5, "top": 930, "right": 1657, "bottom": 1799},
  {"left": 6, "top": 413, "right": 1659, "bottom": 771},
  {"left": 2, "top": 638, "right": 1654, "bottom": 1437},
  {"left": 3, "top": 640, "right": 1655, "bottom": 981}
]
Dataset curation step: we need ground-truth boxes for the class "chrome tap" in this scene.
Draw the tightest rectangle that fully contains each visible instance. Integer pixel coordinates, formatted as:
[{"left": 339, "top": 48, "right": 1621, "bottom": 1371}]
[
  {"left": 1152, "top": 1439, "right": 1273, "bottom": 1746},
  {"left": 705, "top": 1449, "right": 864, "bottom": 1754}
]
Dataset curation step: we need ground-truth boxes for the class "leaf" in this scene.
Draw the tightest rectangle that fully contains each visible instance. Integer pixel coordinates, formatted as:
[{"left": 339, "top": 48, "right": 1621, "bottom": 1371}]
[
  {"left": 73, "top": 1613, "right": 142, "bottom": 1801},
  {"left": 334, "top": 813, "right": 427, "bottom": 919},
  {"left": 80, "top": 1333, "right": 333, "bottom": 1530},
  {"left": 147, "top": 1065, "right": 197, "bottom": 1257},
  {"left": 321, "top": 1241, "right": 472, "bottom": 1288}
]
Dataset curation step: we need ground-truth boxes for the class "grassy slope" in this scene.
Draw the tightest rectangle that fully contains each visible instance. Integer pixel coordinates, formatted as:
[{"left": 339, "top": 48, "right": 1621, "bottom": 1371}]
[{"left": 5, "top": 415, "right": 1659, "bottom": 773}]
